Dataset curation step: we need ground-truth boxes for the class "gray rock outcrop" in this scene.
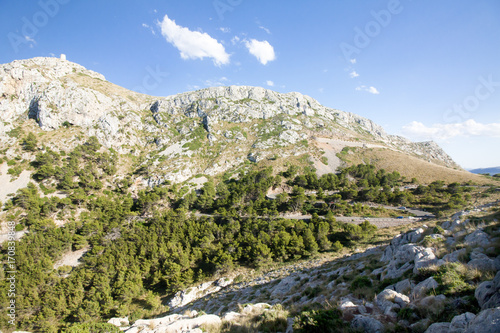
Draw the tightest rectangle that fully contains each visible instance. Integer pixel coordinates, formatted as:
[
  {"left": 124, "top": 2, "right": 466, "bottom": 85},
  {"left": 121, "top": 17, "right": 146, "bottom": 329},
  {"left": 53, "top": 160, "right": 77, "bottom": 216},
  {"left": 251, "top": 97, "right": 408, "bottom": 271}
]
[
  {"left": 168, "top": 277, "right": 233, "bottom": 308},
  {"left": 425, "top": 322, "right": 451, "bottom": 333},
  {"left": 116, "top": 313, "right": 221, "bottom": 333},
  {"left": 475, "top": 272, "right": 500, "bottom": 310},
  {"left": 351, "top": 315, "right": 385, "bottom": 333},
  {"left": 449, "top": 312, "right": 476, "bottom": 333},
  {"left": 381, "top": 243, "right": 436, "bottom": 280},
  {"left": 413, "top": 277, "right": 439, "bottom": 299},
  {"left": 464, "top": 307, "right": 500, "bottom": 332},
  {"left": 464, "top": 230, "right": 492, "bottom": 248}
]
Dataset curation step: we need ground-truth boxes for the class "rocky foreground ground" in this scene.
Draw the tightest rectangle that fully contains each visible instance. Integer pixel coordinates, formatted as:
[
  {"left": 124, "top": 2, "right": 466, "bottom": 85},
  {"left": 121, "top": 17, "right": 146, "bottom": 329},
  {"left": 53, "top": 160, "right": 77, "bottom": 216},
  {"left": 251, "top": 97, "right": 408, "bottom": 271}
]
[{"left": 104, "top": 203, "right": 500, "bottom": 333}]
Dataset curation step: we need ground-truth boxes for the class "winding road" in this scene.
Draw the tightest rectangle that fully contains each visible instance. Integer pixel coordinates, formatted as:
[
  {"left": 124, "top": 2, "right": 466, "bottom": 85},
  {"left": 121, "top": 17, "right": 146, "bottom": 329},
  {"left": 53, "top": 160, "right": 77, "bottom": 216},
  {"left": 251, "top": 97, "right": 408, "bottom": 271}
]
[{"left": 194, "top": 203, "right": 434, "bottom": 229}]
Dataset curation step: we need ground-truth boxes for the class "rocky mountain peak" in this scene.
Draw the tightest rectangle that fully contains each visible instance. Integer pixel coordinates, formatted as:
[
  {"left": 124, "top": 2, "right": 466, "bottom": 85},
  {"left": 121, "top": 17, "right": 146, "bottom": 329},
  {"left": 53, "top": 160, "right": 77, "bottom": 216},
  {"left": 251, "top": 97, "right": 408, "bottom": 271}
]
[
  {"left": 0, "top": 57, "right": 145, "bottom": 147},
  {"left": 150, "top": 85, "right": 389, "bottom": 140},
  {"left": 0, "top": 56, "right": 105, "bottom": 83}
]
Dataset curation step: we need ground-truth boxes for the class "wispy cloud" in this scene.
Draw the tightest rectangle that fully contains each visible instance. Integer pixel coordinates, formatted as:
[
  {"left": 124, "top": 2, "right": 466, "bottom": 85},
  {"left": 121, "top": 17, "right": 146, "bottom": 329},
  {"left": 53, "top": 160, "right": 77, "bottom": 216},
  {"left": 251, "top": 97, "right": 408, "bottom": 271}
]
[
  {"left": 244, "top": 39, "right": 276, "bottom": 65},
  {"left": 158, "top": 14, "right": 230, "bottom": 66},
  {"left": 231, "top": 36, "right": 240, "bottom": 45},
  {"left": 350, "top": 58, "right": 357, "bottom": 64},
  {"left": 402, "top": 119, "right": 500, "bottom": 140},
  {"left": 266, "top": 80, "right": 274, "bottom": 87},
  {"left": 142, "top": 23, "right": 156, "bottom": 35},
  {"left": 349, "top": 71, "right": 359, "bottom": 78},
  {"left": 219, "top": 27, "right": 230, "bottom": 33},
  {"left": 25, "top": 35, "right": 36, "bottom": 43},
  {"left": 356, "top": 85, "right": 379, "bottom": 94},
  {"left": 259, "top": 26, "right": 271, "bottom": 34},
  {"left": 204, "top": 77, "right": 230, "bottom": 87},
  {"left": 23, "top": 35, "right": 36, "bottom": 48},
  {"left": 187, "top": 84, "right": 201, "bottom": 91}
]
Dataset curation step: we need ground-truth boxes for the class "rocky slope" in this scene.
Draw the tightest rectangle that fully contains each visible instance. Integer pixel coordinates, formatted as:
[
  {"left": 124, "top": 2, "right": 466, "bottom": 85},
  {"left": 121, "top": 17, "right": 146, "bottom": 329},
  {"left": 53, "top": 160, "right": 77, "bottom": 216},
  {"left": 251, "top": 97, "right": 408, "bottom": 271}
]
[
  {"left": 107, "top": 203, "right": 500, "bottom": 332},
  {"left": 0, "top": 57, "right": 462, "bottom": 186}
]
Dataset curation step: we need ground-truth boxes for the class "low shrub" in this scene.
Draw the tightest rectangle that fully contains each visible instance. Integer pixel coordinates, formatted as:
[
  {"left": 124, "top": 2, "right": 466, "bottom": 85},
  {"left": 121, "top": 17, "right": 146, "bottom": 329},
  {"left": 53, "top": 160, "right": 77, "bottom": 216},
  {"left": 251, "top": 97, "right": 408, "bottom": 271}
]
[
  {"left": 349, "top": 276, "right": 372, "bottom": 291},
  {"left": 293, "top": 308, "right": 345, "bottom": 333},
  {"left": 433, "top": 226, "right": 445, "bottom": 234},
  {"left": 434, "top": 263, "right": 475, "bottom": 296}
]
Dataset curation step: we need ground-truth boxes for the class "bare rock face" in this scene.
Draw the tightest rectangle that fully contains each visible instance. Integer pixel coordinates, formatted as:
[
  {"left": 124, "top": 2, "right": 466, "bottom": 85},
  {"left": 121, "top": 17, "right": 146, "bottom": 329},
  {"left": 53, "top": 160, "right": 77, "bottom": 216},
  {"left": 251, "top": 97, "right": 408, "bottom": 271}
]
[
  {"left": 449, "top": 312, "right": 476, "bottom": 332},
  {"left": 168, "top": 277, "right": 233, "bottom": 309},
  {"left": 0, "top": 57, "right": 145, "bottom": 149},
  {"left": 413, "top": 277, "right": 439, "bottom": 300},
  {"left": 425, "top": 322, "right": 451, "bottom": 333},
  {"left": 381, "top": 243, "right": 436, "bottom": 280},
  {"left": 107, "top": 316, "right": 129, "bottom": 327},
  {"left": 375, "top": 289, "right": 410, "bottom": 318},
  {"left": 394, "top": 279, "right": 414, "bottom": 295},
  {"left": 464, "top": 307, "right": 500, "bottom": 333},
  {"left": 351, "top": 315, "right": 385, "bottom": 333},
  {"left": 464, "top": 230, "right": 492, "bottom": 248},
  {"left": 476, "top": 272, "right": 500, "bottom": 310},
  {"left": 114, "top": 313, "right": 221, "bottom": 333},
  {"left": 1, "top": 57, "right": 106, "bottom": 127},
  {"left": 443, "top": 248, "right": 468, "bottom": 263},
  {"left": 468, "top": 252, "right": 498, "bottom": 272}
]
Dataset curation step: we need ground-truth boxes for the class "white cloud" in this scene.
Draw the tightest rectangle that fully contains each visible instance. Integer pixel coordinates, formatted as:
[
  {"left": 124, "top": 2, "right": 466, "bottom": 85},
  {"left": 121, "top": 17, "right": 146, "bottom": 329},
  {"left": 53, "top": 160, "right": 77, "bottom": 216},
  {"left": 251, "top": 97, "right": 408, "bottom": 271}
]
[
  {"left": 350, "top": 58, "right": 357, "bottom": 64},
  {"left": 356, "top": 85, "right": 379, "bottom": 94},
  {"left": 158, "top": 14, "right": 230, "bottom": 66},
  {"left": 402, "top": 119, "right": 500, "bottom": 140},
  {"left": 266, "top": 80, "right": 274, "bottom": 87},
  {"left": 219, "top": 27, "right": 230, "bottom": 33},
  {"left": 259, "top": 26, "right": 271, "bottom": 34},
  {"left": 244, "top": 39, "right": 276, "bottom": 65},
  {"left": 319, "top": 88, "right": 324, "bottom": 93},
  {"left": 349, "top": 71, "right": 359, "bottom": 78}
]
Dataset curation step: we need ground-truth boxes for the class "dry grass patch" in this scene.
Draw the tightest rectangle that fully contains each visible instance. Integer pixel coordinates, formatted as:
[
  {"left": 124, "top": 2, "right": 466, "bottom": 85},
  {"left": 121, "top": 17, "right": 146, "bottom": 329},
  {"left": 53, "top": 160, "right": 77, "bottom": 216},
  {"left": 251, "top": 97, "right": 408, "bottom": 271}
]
[
  {"left": 343, "top": 147, "right": 496, "bottom": 185},
  {"left": 219, "top": 304, "right": 289, "bottom": 333}
]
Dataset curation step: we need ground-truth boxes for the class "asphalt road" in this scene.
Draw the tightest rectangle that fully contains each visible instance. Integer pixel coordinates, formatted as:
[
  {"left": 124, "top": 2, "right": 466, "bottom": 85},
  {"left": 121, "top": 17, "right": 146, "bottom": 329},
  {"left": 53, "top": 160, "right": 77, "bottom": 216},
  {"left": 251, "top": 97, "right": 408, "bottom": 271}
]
[{"left": 194, "top": 203, "right": 432, "bottom": 229}]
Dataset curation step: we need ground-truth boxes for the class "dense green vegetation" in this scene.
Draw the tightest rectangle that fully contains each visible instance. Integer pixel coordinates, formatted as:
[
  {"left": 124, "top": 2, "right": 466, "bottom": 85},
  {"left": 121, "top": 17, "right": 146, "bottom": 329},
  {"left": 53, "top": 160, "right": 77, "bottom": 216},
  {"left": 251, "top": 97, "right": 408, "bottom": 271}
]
[
  {"left": 0, "top": 135, "right": 495, "bottom": 331},
  {"left": 174, "top": 163, "right": 477, "bottom": 218}
]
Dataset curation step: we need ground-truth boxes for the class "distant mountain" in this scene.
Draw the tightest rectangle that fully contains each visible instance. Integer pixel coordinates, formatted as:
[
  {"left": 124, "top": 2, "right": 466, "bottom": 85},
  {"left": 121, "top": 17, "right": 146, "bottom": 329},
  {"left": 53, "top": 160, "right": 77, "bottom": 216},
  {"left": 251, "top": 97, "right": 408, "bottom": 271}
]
[{"left": 469, "top": 167, "right": 500, "bottom": 175}]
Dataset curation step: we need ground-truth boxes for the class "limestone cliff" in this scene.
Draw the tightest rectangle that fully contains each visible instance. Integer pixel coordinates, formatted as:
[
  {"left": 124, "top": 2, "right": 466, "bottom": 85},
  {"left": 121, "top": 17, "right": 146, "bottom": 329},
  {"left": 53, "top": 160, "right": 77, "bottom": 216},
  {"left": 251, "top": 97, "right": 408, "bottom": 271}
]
[{"left": 0, "top": 57, "right": 462, "bottom": 184}]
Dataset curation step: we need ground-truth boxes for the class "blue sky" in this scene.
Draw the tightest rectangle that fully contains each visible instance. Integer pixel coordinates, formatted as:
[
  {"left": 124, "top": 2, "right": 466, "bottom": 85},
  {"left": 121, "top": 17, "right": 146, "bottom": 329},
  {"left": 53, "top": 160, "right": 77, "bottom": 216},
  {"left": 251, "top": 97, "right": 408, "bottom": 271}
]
[{"left": 1, "top": 0, "right": 499, "bottom": 169}]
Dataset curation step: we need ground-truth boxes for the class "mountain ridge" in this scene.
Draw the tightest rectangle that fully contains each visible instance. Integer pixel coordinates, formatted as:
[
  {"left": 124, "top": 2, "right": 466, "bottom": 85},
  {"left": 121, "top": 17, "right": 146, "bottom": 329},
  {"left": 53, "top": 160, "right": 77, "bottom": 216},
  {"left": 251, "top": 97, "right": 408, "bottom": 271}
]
[
  {"left": 0, "top": 57, "right": 465, "bottom": 185},
  {"left": 469, "top": 167, "right": 500, "bottom": 175}
]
